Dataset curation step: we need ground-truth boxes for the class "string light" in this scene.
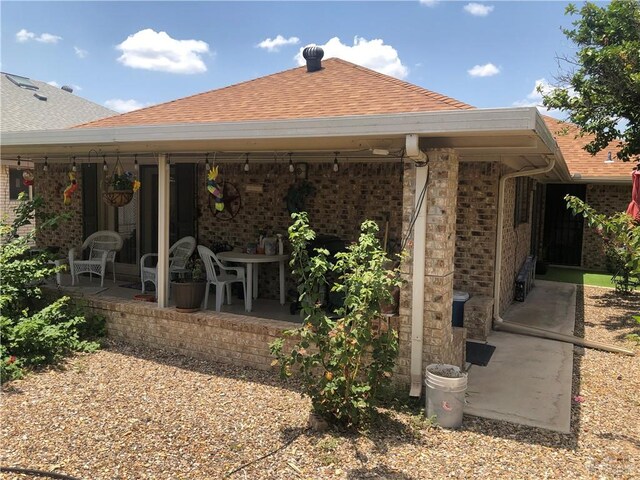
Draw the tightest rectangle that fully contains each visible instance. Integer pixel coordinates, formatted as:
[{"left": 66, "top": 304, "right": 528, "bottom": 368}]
[
  {"left": 288, "top": 152, "right": 294, "bottom": 173},
  {"left": 134, "top": 154, "right": 139, "bottom": 171},
  {"left": 17, "top": 156, "right": 21, "bottom": 167},
  {"left": 103, "top": 155, "right": 108, "bottom": 171},
  {"left": 333, "top": 152, "right": 339, "bottom": 172},
  {"left": 244, "top": 153, "right": 250, "bottom": 172},
  {"left": 43, "top": 156, "right": 48, "bottom": 172},
  {"left": 205, "top": 153, "right": 210, "bottom": 170},
  {"left": 72, "top": 156, "right": 77, "bottom": 172}
]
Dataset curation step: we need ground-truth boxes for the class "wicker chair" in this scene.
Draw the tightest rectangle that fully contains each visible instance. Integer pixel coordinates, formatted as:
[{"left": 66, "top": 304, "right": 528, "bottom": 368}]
[
  {"left": 69, "top": 231, "right": 123, "bottom": 287},
  {"left": 140, "top": 236, "right": 196, "bottom": 293}
]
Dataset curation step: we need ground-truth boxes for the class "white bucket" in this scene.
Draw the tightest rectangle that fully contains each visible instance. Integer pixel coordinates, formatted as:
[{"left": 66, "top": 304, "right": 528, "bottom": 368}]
[{"left": 425, "top": 364, "right": 467, "bottom": 429}]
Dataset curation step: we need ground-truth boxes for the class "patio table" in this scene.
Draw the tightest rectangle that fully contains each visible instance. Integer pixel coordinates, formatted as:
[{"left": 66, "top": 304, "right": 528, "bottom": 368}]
[{"left": 216, "top": 251, "right": 289, "bottom": 312}]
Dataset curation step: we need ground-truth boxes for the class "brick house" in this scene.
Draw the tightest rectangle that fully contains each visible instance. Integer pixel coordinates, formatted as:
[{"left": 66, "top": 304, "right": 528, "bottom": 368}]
[
  {"left": 1, "top": 72, "right": 115, "bottom": 236},
  {"left": 2, "top": 52, "right": 632, "bottom": 394}
]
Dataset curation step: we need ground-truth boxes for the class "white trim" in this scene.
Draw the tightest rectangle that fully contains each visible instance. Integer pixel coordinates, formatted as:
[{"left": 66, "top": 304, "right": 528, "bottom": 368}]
[{"left": 2, "top": 107, "right": 548, "bottom": 150}]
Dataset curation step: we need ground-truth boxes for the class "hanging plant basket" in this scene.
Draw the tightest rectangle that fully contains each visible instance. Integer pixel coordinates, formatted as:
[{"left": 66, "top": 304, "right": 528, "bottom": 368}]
[
  {"left": 102, "top": 154, "right": 139, "bottom": 207},
  {"left": 103, "top": 190, "right": 134, "bottom": 207}
]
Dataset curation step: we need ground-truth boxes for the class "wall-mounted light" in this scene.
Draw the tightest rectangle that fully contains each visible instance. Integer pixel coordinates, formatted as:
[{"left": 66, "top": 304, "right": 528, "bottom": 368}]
[
  {"left": 43, "top": 156, "right": 48, "bottom": 172},
  {"left": 244, "top": 153, "right": 250, "bottom": 172},
  {"left": 288, "top": 152, "right": 294, "bottom": 173},
  {"left": 72, "top": 156, "right": 77, "bottom": 172},
  {"left": 333, "top": 152, "right": 339, "bottom": 172}
]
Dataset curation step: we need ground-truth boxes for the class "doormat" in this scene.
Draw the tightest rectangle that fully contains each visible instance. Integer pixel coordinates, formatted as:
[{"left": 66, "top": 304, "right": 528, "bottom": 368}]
[
  {"left": 466, "top": 341, "right": 496, "bottom": 367},
  {"left": 120, "top": 282, "right": 155, "bottom": 292}
]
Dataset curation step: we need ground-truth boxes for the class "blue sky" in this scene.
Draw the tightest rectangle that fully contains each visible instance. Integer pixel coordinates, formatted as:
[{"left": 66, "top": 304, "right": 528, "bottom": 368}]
[{"left": 1, "top": 1, "right": 578, "bottom": 116}]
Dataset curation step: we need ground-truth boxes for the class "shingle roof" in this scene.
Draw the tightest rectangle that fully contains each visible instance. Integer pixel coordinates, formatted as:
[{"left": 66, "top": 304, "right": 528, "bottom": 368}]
[
  {"left": 1, "top": 73, "right": 115, "bottom": 132},
  {"left": 543, "top": 116, "right": 635, "bottom": 181},
  {"left": 75, "top": 58, "right": 473, "bottom": 129}
]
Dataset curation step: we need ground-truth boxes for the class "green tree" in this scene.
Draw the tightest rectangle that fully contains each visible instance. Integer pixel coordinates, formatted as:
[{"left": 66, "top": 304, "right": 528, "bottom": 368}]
[{"left": 542, "top": 1, "right": 640, "bottom": 161}]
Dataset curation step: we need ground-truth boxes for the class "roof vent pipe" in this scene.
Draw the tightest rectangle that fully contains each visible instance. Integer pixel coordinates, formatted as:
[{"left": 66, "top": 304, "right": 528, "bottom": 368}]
[
  {"left": 61, "top": 85, "right": 73, "bottom": 93},
  {"left": 302, "top": 46, "right": 324, "bottom": 72}
]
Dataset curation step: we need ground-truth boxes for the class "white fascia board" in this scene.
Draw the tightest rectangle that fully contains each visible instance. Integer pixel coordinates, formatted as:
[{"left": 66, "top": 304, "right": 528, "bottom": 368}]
[{"left": 1, "top": 107, "right": 542, "bottom": 151}]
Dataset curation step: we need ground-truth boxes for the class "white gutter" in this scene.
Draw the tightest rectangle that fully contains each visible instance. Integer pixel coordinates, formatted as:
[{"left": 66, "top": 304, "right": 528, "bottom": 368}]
[
  {"left": 406, "top": 134, "right": 429, "bottom": 398},
  {"left": 493, "top": 155, "right": 556, "bottom": 324},
  {"left": 1, "top": 107, "right": 546, "bottom": 151}
]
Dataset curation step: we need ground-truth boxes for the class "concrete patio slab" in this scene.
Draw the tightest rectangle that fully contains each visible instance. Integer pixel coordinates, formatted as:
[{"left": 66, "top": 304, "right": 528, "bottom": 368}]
[{"left": 464, "top": 280, "right": 576, "bottom": 433}]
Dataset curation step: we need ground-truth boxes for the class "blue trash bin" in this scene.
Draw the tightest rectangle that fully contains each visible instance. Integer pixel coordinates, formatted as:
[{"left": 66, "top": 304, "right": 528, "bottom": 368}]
[{"left": 452, "top": 291, "right": 470, "bottom": 327}]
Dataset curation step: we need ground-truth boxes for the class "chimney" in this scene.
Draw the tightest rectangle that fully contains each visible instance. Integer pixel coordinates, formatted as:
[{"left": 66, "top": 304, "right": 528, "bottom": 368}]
[
  {"left": 302, "top": 46, "right": 324, "bottom": 73},
  {"left": 61, "top": 85, "right": 73, "bottom": 93}
]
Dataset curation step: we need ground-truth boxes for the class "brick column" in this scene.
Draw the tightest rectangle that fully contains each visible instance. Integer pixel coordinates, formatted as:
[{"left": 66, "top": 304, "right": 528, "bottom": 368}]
[{"left": 396, "top": 149, "right": 463, "bottom": 386}]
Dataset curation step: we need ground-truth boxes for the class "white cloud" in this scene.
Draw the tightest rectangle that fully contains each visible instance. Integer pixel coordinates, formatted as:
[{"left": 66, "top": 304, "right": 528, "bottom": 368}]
[
  {"left": 295, "top": 36, "right": 409, "bottom": 80},
  {"left": 257, "top": 35, "right": 300, "bottom": 52},
  {"left": 104, "top": 98, "right": 151, "bottom": 113},
  {"left": 74, "top": 46, "right": 88, "bottom": 58},
  {"left": 464, "top": 3, "right": 494, "bottom": 16},
  {"left": 116, "top": 29, "right": 209, "bottom": 74},
  {"left": 512, "top": 78, "right": 563, "bottom": 116},
  {"left": 16, "top": 29, "right": 62, "bottom": 44},
  {"left": 468, "top": 63, "right": 500, "bottom": 77},
  {"left": 47, "top": 81, "right": 60, "bottom": 88},
  {"left": 419, "top": 0, "right": 439, "bottom": 7}
]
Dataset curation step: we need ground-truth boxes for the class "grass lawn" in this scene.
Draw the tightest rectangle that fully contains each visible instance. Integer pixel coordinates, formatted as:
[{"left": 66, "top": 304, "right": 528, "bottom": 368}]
[{"left": 536, "top": 266, "right": 617, "bottom": 288}]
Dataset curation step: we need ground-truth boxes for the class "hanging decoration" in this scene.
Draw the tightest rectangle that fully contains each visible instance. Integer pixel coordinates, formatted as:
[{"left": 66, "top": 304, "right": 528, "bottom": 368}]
[
  {"left": 102, "top": 154, "right": 140, "bottom": 207},
  {"left": 63, "top": 171, "right": 78, "bottom": 206},
  {"left": 22, "top": 170, "right": 34, "bottom": 186},
  {"left": 207, "top": 165, "right": 225, "bottom": 212}
]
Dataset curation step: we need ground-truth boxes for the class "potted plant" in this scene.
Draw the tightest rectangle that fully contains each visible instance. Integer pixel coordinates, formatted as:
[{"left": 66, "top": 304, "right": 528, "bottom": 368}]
[{"left": 171, "top": 257, "right": 207, "bottom": 313}]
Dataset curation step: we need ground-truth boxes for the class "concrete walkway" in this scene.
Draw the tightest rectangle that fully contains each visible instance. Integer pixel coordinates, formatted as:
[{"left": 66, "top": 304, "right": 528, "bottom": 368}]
[{"left": 464, "top": 280, "right": 576, "bottom": 433}]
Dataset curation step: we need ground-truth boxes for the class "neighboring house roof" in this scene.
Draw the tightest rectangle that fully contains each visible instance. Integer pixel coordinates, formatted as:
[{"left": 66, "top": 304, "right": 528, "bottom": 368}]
[
  {"left": 543, "top": 116, "right": 633, "bottom": 182},
  {"left": 1, "top": 72, "right": 115, "bottom": 132},
  {"left": 75, "top": 58, "right": 473, "bottom": 129}
]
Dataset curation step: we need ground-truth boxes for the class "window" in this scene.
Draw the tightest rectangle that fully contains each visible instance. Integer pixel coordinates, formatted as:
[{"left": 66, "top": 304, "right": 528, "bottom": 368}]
[
  {"left": 514, "top": 177, "right": 532, "bottom": 226},
  {"left": 9, "top": 169, "right": 30, "bottom": 200},
  {"left": 5, "top": 73, "right": 38, "bottom": 90}
]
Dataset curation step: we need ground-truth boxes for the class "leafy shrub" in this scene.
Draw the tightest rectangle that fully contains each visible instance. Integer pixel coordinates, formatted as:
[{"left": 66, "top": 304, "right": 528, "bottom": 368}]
[
  {"left": 270, "top": 212, "right": 402, "bottom": 427},
  {"left": 0, "top": 194, "right": 103, "bottom": 384},
  {"left": 565, "top": 194, "right": 640, "bottom": 293}
]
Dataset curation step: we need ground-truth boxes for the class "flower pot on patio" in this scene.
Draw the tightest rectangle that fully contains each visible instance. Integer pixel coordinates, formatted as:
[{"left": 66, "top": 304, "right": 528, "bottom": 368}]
[{"left": 172, "top": 280, "right": 206, "bottom": 313}]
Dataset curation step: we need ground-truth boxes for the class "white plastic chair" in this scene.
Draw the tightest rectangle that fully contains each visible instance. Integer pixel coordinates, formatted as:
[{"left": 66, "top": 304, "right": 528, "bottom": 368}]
[
  {"left": 140, "top": 236, "right": 196, "bottom": 293},
  {"left": 69, "top": 231, "right": 123, "bottom": 287},
  {"left": 197, "top": 245, "right": 248, "bottom": 312}
]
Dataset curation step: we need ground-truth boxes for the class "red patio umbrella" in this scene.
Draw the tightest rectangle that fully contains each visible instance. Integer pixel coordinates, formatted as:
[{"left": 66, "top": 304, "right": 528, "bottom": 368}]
[{"left": 626, "top": 168, "right": 640, "bottom": 221}]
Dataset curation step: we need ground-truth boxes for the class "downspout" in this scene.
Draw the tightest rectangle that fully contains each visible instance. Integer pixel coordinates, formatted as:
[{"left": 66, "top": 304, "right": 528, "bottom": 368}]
[
  {"left": 492, "top": 155, "right": 635, "bottom": 356},
  {"left": 406, "top": 134, "right": 429, "bottom": 397}
]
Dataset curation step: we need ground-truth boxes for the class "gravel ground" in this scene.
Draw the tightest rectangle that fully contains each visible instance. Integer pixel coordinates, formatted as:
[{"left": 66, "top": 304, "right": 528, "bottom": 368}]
[{"left": 1, "top": 285, "right": 639, "bottom": 480}]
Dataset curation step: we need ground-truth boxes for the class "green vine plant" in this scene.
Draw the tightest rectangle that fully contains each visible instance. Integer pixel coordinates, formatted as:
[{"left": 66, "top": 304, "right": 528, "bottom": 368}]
[
  {"left": 270, "top": 212, "right": 403, "bottom": 428},
  {"left": 565, "top": 194, "right": 640, "bottom": 293}
]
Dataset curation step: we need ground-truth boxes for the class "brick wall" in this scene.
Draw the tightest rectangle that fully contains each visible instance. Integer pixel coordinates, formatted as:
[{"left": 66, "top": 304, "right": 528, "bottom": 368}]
[
  {"left": 396, "top": 149, "right": 463, "bottom": 386},
  {"left": 197, "top": 161, "right": 403, "bottom": 300},
  {"left": 582, "top": 183, "right": 631, "bottom": 271},
  {"left": 454, "top": 162, "right": 499, "bottom": 297},
  {"left": 499, "top": 174, "right": 534, "bottom": 314},
  {"left": 85, "top": 295, "right": 298, "bottom": 371},
  {"left": 33, "top": 164, "right": 84, "bottom": 251}
]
